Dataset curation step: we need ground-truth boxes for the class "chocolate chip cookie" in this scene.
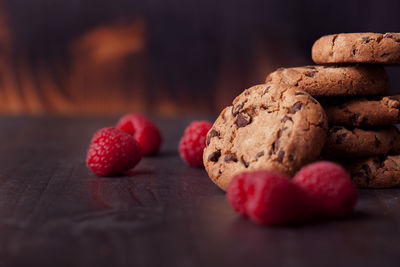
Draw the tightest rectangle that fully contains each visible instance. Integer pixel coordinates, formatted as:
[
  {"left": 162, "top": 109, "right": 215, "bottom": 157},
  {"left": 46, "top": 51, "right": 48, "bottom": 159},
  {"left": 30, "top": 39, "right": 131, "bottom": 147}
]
[
  {"left": 312, "top": 33, "right": 400, "bottom": 64},
  {"left": 323, "top": 126, "right": 400, "bottom": 158},
  {"left": 265, "top": 65, "right": 389, "bottom": 96},
  {"left": 344, "top": 155, "right": 400, "bottom": 188},
  {"left": 322, "top": 95, "right": 400, "bottom": 126},
  {"left": 203, "top": 84, "right": 328, "bottom": 191}
]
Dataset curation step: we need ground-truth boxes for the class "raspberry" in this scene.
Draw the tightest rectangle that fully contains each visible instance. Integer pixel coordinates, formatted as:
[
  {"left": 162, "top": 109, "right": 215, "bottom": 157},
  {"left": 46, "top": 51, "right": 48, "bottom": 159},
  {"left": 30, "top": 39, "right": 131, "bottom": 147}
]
[
  {"left": 86, "top": 127, "right": 142, "bottom": 176},
  {"left": 116, "top": 114, "right": 162, "bottom": 156},
  {"left": 179, "top": 121, "right": 212, "bottom": 167},
  {"left": 227, "top": 170, "right": 312, "bottom": 226},
  {"left": 293, "top": 161, "right": 358, "bottom": 218}
]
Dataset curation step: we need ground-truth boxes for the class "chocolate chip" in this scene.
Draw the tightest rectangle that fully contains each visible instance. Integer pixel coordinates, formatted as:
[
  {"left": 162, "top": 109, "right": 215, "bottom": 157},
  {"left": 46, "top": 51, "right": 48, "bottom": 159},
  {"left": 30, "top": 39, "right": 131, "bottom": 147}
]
[
  {"left": 360, "top": 37, "right": 371, "bottom": 44},
  {"left": 384, "top": 33, "right": 393, "bottom": 39},
  {"left": 272, "top": 140, "right": 280, "bottom": 153},
  {"left": 375, "top": 136, "right": 381, "bottom": 147},
  {"left": 361, "top": 164, "right": 372, "bottom": 176},
  {"left": 288, "top": 102, "right": 303, "bottom": 114},
  {"left": 276, "top": 127, "right": 282, "bottom": 137},
  {"left": 278, "top": 150, "right": 285, "bottom": 163},
  {"left": 256, "top": 151, "right": 264, "bottom": 158},
  {"left": 277, "top": 129, "right": 282, "bottom": 138},
  {"left": 244, "top": 90, "right": 250, "bottom": 96},
  {"left": 374, "top": 155, "right": 386, "bottom": 168},
  {"left": 352, "top": 48, "right": 358, "bottom": 55},
  {"left": 309, "top": 97, "right": 318, "bottom": 104},
  {"left": 232, "top": 103, "right": 244, "bottom": 116},
  {"left": 261, "top": 104, "right": 268, "bottom": 110},
  {"left": 383, "top": 33, "right": 400, "bottom": 44},
  {"left": 236, "top": 113, "right": 251, "bottom": 127},
  {"left": 295, "top": 92, "right": 306, "bottom": 96},
  {"left": 372, "top": 158, "right": 380, "bottom": 167},
  {"left": 336, "top": 133, "right": 347, "bottom": 144},
  {"left": 304, "top": 71, "right": 318, "bottom": 77},
  {"left": 206, "top": 129, "right": 220, "bottom": 145},
  {"left": 224, "top": 153, "right": 237, "bottom": 163},
  {"left": 281, "top": 116, "right": 293, "bottom": 123},
  {"left": 264, "top": 85, "right": 271, "bottom": 95},
  {"left": 241, "top": 157, "right": 249, "bottom": 168},
  {"left": 329, "top": 126, "right": 343, "bottom": 134},
  {"left": 249, "top": 105, "right": 257, "bottom": 116},
  {"left": 277, "top": 127, "right": 290, "bottom": 139},
  {"left": 208, "top": 150, "right": 221, "bottom": 162},
  {"left": 288, "top": 154, "right": 294, "bottom": 162},
  {"left": 352, "top": 113, "right": 360, "bottom": 122}
]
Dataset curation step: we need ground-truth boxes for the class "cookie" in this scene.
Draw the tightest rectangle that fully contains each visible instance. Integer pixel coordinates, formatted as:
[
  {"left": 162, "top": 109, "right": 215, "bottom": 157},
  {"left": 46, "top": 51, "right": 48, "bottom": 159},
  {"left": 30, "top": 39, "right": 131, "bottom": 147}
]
[
  {"left": 322, "top": 95, "right": 400, "bottom": 127},
  {"left": 344, "top": 155, "right": 400, "bottom": 188},
  {"left": 312, "top": 32, "right": 400, "bottom": 64},
  {"left": 323, "top": 126, "right": 400, "bottom": 158},
  {"left": 203, "top": 84, "right": 328, "bottom": 191},
  {"left": 265, "top": 65, "right": 389, "bottom": 96}
]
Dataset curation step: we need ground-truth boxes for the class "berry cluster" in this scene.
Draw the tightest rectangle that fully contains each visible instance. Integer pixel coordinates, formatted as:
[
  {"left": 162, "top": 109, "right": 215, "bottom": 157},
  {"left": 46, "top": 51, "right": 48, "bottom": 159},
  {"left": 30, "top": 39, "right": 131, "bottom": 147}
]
[
  {"left": 86, "top": 114, "right": 162, "bottom": 176},
  {"left": 86, "top": 117, "right": 211, "bottom": 175},
  {"left": 227, "top": 161, "right": 358, "bottom": 226}
]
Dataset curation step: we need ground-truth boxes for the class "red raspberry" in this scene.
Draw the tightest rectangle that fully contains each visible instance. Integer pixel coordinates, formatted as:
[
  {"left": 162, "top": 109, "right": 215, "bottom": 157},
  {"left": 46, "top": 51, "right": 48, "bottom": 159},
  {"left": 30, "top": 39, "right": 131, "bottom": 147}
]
[
  {"left": 293, "top": 161, "right": 358, "bottom": 218},
  {"left": 179, "top": 121, "right": 212, "bottom": 167},
  {"left": 86, "top": 127, "right": 142, "bottom": 176},
  {"left": 116, "top": 114, "right": 162, "bottom": 156},
  {"left": 227, "top": 170, "right": 312, "bottom": 226}
]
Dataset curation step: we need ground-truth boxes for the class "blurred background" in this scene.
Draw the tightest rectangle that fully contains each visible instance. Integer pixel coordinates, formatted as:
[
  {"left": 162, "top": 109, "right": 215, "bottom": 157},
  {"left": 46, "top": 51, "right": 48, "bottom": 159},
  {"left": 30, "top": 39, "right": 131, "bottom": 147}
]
[{"left": 0, "top": 0, "right": 400, "bottom": 116}]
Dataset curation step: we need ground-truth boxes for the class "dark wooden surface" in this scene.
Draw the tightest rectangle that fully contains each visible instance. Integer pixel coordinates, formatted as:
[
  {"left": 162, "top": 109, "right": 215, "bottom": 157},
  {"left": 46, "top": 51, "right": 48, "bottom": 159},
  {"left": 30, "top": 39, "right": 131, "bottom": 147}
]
[{"left": 0, "top": 115, "right": 399, "bottom": 267}]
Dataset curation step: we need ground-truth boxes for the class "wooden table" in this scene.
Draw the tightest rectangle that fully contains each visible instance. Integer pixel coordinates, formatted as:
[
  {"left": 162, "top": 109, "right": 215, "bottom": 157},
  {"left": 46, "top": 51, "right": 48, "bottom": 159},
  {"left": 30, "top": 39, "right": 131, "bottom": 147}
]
[{"left": 0, "top": 115, "right": 399, "bottom": 267}]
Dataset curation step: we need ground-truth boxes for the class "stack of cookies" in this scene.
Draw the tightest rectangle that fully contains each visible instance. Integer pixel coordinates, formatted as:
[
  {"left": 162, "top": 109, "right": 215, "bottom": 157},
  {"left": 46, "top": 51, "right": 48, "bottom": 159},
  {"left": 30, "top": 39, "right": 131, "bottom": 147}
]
[
  {"left": 266, "top": 32, "right": 400, "bottom": 189},
  {"left": 203, "top": 32, "right": 400, "bottom": 191},
  {"left": 203, "top": 33, "right": 400, "bottom": 190}
]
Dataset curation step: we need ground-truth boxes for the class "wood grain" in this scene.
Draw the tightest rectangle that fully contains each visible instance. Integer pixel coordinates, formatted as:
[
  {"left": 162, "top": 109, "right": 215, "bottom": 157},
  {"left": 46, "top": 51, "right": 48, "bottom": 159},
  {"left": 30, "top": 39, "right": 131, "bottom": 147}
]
[{"left": 0, "top": 115, "right": 398, "bottom": 267}]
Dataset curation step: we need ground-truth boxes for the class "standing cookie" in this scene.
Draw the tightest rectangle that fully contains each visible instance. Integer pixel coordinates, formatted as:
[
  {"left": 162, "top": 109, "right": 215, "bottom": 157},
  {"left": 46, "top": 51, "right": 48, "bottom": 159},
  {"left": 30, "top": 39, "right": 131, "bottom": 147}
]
[
  {"left": 312, "top": 33, "right": 400, "bottom": 64},
  {"left": 203, "top": 84, "right": 328, "bottom": 191},
  {"left": 265, "top": 65, "right": 389, "bottom": 96},
  {"left": 322, "top": 95, "right": 400, "bottom": 126}
]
